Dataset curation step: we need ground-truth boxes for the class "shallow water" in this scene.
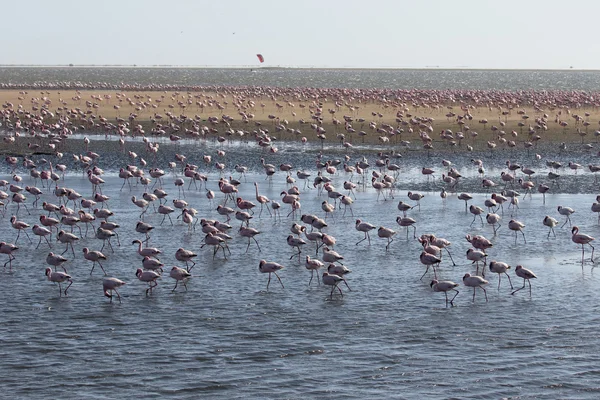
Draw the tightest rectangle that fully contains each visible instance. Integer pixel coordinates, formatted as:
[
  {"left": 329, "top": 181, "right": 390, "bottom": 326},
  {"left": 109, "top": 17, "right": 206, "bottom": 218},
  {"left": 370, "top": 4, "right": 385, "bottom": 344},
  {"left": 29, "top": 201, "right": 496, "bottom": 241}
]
[
  {"left": 2, "top": 139, "right": 600, "bottom": 399},
  {"left": 3, "top": 67, "right": 600, "bottom": 91}
]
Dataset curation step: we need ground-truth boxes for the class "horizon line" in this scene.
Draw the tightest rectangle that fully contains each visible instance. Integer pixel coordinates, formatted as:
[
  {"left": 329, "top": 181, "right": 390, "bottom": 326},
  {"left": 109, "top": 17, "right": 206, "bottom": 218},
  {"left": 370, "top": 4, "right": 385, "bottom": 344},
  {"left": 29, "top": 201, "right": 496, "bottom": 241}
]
[{"left": 0, "top": 64, "right": 595, "bottom": 71}]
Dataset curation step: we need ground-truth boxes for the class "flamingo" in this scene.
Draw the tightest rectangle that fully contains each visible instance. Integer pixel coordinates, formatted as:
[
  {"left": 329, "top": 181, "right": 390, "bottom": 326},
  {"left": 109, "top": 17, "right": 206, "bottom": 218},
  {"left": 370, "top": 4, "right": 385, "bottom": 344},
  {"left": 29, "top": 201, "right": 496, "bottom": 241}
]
[
  {"left": 175, "top": 248, "right": 197, "bottom": 271},
  {"left": 322, "top": 272, "right": 346, "bottom": 299},
  {"left": 136, "top": 268, "right": 160, "bottom": 295},
  {"left": 571, "top": 226, "right": 595, "bottom": 263},
  {"left": 83, "top": 247, "right": 108, "bottom": 275},
  {"left": 457, "top": 193, "right": 473, "bottom": 212},
  {"left": 508, "top": 219, "right": 526, "bottom": 244},
  {"left": 419, "top": 251, "right": 441, "bottom": 280},
  {"left": 170, "top": 266, "right": 192, "bottom": 291},
  {"left": 488, "top": 261, "right": 513, "bottom": 289},
  {"left": 258, "top": 260, "right": 284, "bottom": 289},
  {"left": 511, "top": 265, "right": 537, "bottom": 296},
  {"left": 57, "top": 230, "right": 79, "bottom": 256},
  {"left": 377, "top": 226, "right": 396, "bottom": 251},
  {"left": 240, "top": 226, "right": 261, "bottom": 252},
  {"left": 132, "top": 239, "right": 161, "bottom": 258},
  {"left": 0, "top": 242, "right": 18, "bottom": 270},
  {"left": 486, "top": 213, "right": 501, "bottom": 235},
  {"left": 322, "top": 246, "right": 344, "bottom": 264},
  {"left": 305, "top": 255, "right": 324, "bottom": 285},
  {"left": 467, "top": 248, "right": 488, "bottom": 275},
  {"left": 557, "top": 206, "right": 575, "bottom": 228},
  {"left": 407, "top": 191, "right": 424, "bottom": 210},
  {"left": 423, "top": 234, "right": 456, "bottom": 266},
  {"left": 45, "top": 267, "right": 73, "bottom": 297},
  {"left": 355, "top": 219, "right": 376, "bottom": 245},
  {"left": 253, "top": 182, "right": 271, "bottom": 217},
  {"left": 430, "top": 279, "right": 459, "bottom": 307},
  {"left": 96, "top": 227, "right": 117, "bottom": 253},
  {"left": 32, "top": 224, "right": 53, "bottom": 249},
  {"left": 469, "top": 204, "right": 485, "bottom": 226},
  {"left": 103, "top": 277, "right": 126, "bottom": 303},
  {"left": 543, "top": 215, "right": 558, "bottom": 238},
  {"left": 462, "top": 273, "right": 489, "bottom": 302},
  {"left": 11, "top": 216, "right": 32, "bottom": 244},
  {"left": 396, "top": 216, "right": 417, "bottom": 239},
  {"left": 287, "top": 234, "right": 306, "bottom": 260}
]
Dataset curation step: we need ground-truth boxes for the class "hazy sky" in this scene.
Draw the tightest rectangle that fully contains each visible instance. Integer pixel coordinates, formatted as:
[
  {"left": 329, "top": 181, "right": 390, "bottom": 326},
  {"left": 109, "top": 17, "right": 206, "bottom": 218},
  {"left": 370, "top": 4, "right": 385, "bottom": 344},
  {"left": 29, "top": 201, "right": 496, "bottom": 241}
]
[{"left": 3, "top": 0, "right": 598, "bottom": 69}]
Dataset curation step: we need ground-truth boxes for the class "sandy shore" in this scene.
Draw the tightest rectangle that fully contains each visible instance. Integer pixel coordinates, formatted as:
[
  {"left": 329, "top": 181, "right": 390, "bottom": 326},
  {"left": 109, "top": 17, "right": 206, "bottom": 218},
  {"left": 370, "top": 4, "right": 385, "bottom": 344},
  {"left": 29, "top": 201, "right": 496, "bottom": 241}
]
[{"left": 1, "top": 89, "right": 599, "bottom": 152}]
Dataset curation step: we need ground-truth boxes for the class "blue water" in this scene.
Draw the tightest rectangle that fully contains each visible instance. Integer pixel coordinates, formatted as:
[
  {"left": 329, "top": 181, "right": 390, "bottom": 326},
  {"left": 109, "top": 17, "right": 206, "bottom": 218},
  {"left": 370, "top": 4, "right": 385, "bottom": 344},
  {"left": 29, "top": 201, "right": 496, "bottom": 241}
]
[
  {"left": 2, "top": 68, "right": 600, "bottom": 398},
  {"left": 2, "top": 67, "right": 600, "bottom": 91},
  {"left": 1, "top": 135, "right": 600, "bottom": 398}
]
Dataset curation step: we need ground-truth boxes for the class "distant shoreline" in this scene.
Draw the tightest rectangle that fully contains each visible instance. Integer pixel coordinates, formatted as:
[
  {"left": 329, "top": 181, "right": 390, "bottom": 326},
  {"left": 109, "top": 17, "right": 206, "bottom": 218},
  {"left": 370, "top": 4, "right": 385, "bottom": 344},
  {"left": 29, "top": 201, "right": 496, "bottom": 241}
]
[{"left": 0, "top": 65, "right": 596, "bottom": 72}]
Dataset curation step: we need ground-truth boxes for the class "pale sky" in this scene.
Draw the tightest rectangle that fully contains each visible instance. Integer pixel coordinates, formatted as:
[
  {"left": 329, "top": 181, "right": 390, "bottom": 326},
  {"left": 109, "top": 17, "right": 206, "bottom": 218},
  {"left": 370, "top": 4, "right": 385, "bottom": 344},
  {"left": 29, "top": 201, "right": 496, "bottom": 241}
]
[{"left": 2, "top": 0, "right": 598, "bottom": 69}]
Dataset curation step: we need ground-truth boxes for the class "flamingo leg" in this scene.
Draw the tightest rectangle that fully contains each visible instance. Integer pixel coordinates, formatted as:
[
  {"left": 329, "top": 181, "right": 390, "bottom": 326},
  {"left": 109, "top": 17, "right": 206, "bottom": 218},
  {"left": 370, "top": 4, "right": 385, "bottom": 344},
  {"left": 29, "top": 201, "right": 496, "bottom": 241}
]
[
  {"left": 505, "top": 272, "right": 514, "bottom": 289},
  {"left": 64, "top": 280, "right": 73, "bottom": 296},
  {"left": 511, "top": 279, "right": 526, "bottom": 295},
  {"left": 449, "top": 289, "right": 459, "bottom": 305},
  {"left": 273, "top": 272, "right": 284, "bottom": 288}
]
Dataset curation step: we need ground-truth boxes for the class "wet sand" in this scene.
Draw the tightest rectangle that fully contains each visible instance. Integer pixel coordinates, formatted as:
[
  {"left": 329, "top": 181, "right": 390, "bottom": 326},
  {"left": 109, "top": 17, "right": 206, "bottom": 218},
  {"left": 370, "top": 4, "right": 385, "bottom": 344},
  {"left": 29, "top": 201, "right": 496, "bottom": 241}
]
[{"left": 1, "top": 89, "right": 599, "bottom": 151}]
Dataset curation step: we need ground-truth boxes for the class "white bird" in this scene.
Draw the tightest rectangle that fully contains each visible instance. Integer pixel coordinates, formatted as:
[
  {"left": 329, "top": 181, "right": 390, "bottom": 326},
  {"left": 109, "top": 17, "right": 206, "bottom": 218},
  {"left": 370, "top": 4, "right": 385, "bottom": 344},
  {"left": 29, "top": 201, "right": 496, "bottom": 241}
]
[
  {"left": 462, "top": 273, "right": 489, "bottom": 302},
  {"left": 511, "top": 265, "right": 537, "bottom": 296},
  {"left": 45, "top": 267, "right": 72, "bottom": 297},
  {"left": 170, "top": 266, "right": 192, "bottom": 291},
  {"left": 430, "top": 279, "right": 459, "bottom": 307},
  {"left": 103, "top": 277, "right": 126, "bottom": 303}
]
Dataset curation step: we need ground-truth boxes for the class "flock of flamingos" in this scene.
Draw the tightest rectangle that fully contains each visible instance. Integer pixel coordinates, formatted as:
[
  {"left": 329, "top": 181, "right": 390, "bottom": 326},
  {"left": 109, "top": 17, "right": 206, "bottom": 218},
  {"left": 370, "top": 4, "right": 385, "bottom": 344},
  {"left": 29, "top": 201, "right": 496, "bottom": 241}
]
[
  {"left": 1, "top": 85, "right": 600, "bottom": 307},
  {"left": 1, "top": 134, "right": 599, "bottom": 306}
]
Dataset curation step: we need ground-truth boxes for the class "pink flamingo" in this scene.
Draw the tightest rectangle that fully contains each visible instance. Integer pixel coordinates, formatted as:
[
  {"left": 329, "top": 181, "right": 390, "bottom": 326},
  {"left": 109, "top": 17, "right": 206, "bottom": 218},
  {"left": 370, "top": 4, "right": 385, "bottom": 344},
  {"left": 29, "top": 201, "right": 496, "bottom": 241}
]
[
  {"left": 430, "top": 279, "right": 459, "bottom": 307},
  {"left": 571, "top": 226, "right": 594, "bottom": 263},
  {"left": 103, "top": 277, "right": 126, "bottom": 303},
  {"left": 511, "top": 265, "right": 537, "bottom": 296},
  {"left": 259, "top": 260, "right": 284, "bottom": 289},
  {"left": 0, "top": 242, "right": 18, "bottom": 270},
  {"left": 45, "top": 267, "right": 73, "bottom": 297}
]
